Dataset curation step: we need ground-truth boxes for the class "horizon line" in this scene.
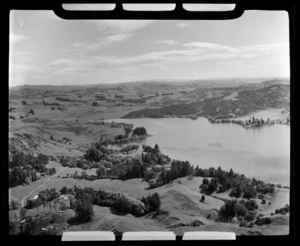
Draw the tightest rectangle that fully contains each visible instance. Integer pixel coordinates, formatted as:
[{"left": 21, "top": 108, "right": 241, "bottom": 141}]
[{"left": 9, "top": 76, "right": 290, "bottom": 89}]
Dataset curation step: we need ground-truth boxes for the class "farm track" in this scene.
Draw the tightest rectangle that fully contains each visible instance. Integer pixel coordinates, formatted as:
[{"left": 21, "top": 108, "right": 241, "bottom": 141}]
[{"left": 21, "top": 168, "right": 64, "bottom": 207}]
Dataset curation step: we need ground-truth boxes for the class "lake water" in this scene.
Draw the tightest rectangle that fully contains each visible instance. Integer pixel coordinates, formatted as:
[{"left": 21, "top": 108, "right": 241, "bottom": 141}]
[{"left": 110, "top": 117, "right": 290, "bottom": 185}]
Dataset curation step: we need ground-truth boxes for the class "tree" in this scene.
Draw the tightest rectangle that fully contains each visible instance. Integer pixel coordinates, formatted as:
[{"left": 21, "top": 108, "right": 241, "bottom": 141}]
[
  {"left": 96, "top": 166, "right": 106, "bottom": 177},
  {"left": 200, "top": 195, "right": 205, "bottom": 203},
  {"left": 132, "top": 127, "right": 147, "bottom": 136},
  {"left": 9, "top": 198, "right": 20, "bottom": 210},
  {"left": 19, "top": 208, "right": 27, "bottom": 221},
  {"left": 84, "top": 147, "right": 102, "bottom": 162},
  {"left": 74, "top": 189, "right": 94, "bottom": 223},
  {"left": 141, "top": 193, "right": 161, "bottom": 213},
  {"left": 60, "top": 186, "right": 68, "bottom": 195},
  {"left": 154, "top": 144, "right": 160, "bottom": 154},
  {"left": 28, "top": 109, "right": 35, "bottom": 115},
  {"left": 35, "top": 198, "right": 42, "bottom": 216},
  {"left": 81, "top": 171, "right": 87, "bottom": 179},
  {"left": 22, "top": 100, "right": 27, "bottom": 105}
]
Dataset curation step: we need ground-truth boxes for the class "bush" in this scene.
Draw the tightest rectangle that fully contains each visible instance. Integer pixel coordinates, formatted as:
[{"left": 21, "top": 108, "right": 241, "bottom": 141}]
[
  {"left": 200, "top": 195, "right": 205, "bottom": 203},
  {"left": 234, "top": 202, "right": 248, "bottom": 217},
  {"left": 248, "top": 222, "right": 254, "bottom": 228},
  {"left": 96, "top": 166, "right": 106, "bottom": 177},
  {"left": 49, "top": 213, "right": 64, "bottom": 224},
  {"left": 255, "top": 217, "right": 272, "bottom": 226},
  {"left": 9, "top": 198, "right": 21, "bottom": 210},
  {"left": 113, "top": 197, "right": 132, "bottom": 214},
  {"left": 74, "top": 189, "right": 94, "bottom": 223},
  {"left": 132, "top": 127, "right": 147, "bottom": 136},
  {"left": 263, "top": 217, "right": 272, "bottom": 224},
  {"left": 141, "top": 193, "right": 161, "bottom": 213},
  {"left": 244, "top": 199, "right": 258, "bottom": 211},
  {"left": 242, "top": 186, "right": 257, "bottom": 199},
  {"left": 239, "top": 220, "right": 247, "bottom": 227},
  {"left": 261, "top": 199, "right": 266, "bottom": 205},
  {"left": 143, "top": 170, "right": 157, "bottom": 182},
  {"left": 219, "top": 200, "right": 238, "bottom": 222},
  {"left": 229, "top": 186, "right": 242, "bottom": 198},
  {"left": 25, "top": 199, "right": 36, "bottom": 209},
  {"left": 84, "top": 147, "right": 102, "bottom": 162},
  {"left": 28, "top": 109, "right": 35, "bottom": 115},
  {"left": 244, "top": 211, "right": 257, "bottom": 222},
  {"left": 237, "top": 216, "right": 244, "bottom": 222}
]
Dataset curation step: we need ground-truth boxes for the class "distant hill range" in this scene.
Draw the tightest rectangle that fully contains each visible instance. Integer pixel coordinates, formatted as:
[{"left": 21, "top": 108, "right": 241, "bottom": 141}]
[{"left": 9, "top": 78, "right": 290, "bottom": 119}]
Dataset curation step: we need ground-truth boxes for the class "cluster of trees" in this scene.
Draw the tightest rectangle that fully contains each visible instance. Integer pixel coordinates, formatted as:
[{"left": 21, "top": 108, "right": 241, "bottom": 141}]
[
  {"left": 9, "top": 151, "right": 50, "bottom": 187},
  {"left": 42, "top": 100, "right": 60, "bottom": 106},
  {"left": 25, "top": 188, "right": 61, "bottom": 215},
  {"left": 274, "top": 204, "right": 289, "bottom": 215},
  {"left": 9, "top": 197, "right": 21, "bottom": 210},
  {"left": 119, "top": 160, "right": 145, "bottom": 180},
  {"left": 123, "top": 102, "right": 200, "bottom": 118},
  {"left": 120, "top": 144, "right": 139, "bottom": 153},
  {"left": 132, "top": 127, "right": 147, "bottom": 136},
  {"left": 246, "top": 116, "right": 267, "bottom": 126},
  {"left": 55, "top": 97, "right": 78, "bottom": 102},
  {"left": 13, "top": 187, "right": 94, "bottom": 235},
  {"left": 140, "top": 193, "right": 161, "bottom": 213},
  {"left": 217, "top": 199, "right": 269, "bottom": 227},
  {"left": 73, "top": 188, "right": 94, "bottom": 223},
  {"left": 196, "top": 166, "right": 273, "bottom": 199},
  {"left": 84, "top": 146, "right": 111, "bottom": 162},
  {"left": 61, "top": 186, "right": 161, "bottom": 217},
  {"left": 141, "top": 144, "right": 171, "bottom": 165},
  {"left": 149, "top": 160, "right": 193, "bottom": 188}
]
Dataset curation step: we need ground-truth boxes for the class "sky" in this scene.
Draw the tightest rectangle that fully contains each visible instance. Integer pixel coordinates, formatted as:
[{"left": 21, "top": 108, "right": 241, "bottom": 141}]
[{"left": 9, "top": 7, "right": 290, "bottom": 87}]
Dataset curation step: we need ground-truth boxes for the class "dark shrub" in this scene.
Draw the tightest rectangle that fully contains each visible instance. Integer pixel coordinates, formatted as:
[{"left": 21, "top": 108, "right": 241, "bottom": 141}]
[
  {"left": 113, "top": 197, "right": 132, "bottom": 214},
  {"left": 132, "top": 127, "right": 147, "bottom": 136},
  {"left": 234, "top": 202, "right": 248, "bottom": 217},
  {"left": 141, "top": 193, "right": 161, "bottom": 213},
  {"left": 200, "top": 195, "right": 205, "bottom": 203},
  {"left": 242, "top": 186, "right": 257, "bottom": 199},
  {"left": 244, "top": 211, "right": 257, "bottom": 222},
  {"left": 229, "top": 186, "right": 242, "bottom": 198},
  {"left": 143, "top": 170, "right": 156, "bottom": 182},
  {"left": 25, "top": 199, "right": 36, "bottom": 209},
  {"left": 49, "top": 213, "right": 64, "bottom": 224},
  {"left": 74, "top": 189, "right": 94, "bottom": 223},
  {"left": 245, "top": 199, "right": 258, "bottom": 211},
  {"left": 239, "top": 220, "right": 247, "bottom": 227},
  {"left": 84, "top": 147, "right": 102, "bottom": 162},
  {"left": 219, "top": 200, "right": 238, "bottom": 222}
]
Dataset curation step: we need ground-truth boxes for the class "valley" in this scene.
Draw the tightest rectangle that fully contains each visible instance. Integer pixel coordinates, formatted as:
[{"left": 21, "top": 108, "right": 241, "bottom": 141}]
[{"left": 8, "top": 78, "right": 290, "bottom": 236}]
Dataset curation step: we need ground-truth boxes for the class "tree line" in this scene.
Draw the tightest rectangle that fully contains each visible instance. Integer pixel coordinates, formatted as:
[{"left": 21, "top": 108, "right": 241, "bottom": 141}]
[{"left": 9, "top": 151, "right": 53, "bottom": 187}]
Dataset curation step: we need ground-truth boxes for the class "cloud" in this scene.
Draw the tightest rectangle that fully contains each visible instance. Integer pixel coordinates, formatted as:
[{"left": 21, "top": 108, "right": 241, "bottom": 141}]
[
  {"left": 10, "top": 33, "right": 28, "bottom": 43},
  {"left": 47, "top": 42, "right": 290, "bottom": 77},
  {"left": 183, "top": 42, "right": 235, "bottom": 51},
  {"left": 175, "top": 22, "right": 191, "bottom": 28},
  {"left": 151, "top": 40, "right": 178, "bottom": 45},
  {"left": 86, "top": 20, "right": 155, "bottom": 33},
  {"left": 73, "top": 34, "right": 133, "bottom": 50}
]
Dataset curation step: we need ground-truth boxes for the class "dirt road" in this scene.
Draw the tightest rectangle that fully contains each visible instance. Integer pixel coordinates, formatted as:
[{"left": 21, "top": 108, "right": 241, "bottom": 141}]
[{"left": 20, "top": 169, "right": 64, "bottom": 207}]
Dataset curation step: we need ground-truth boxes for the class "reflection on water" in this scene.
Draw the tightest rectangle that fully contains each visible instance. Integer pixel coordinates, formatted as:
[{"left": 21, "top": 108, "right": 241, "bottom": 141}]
[{"left": 111, "top": 118, "right": 290, "bottom": 185}]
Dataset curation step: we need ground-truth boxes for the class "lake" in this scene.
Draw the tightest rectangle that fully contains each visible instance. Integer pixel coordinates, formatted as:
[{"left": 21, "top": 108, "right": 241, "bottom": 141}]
[{"left": 111, "top": 117, "right": 290, "bottom": 185}]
